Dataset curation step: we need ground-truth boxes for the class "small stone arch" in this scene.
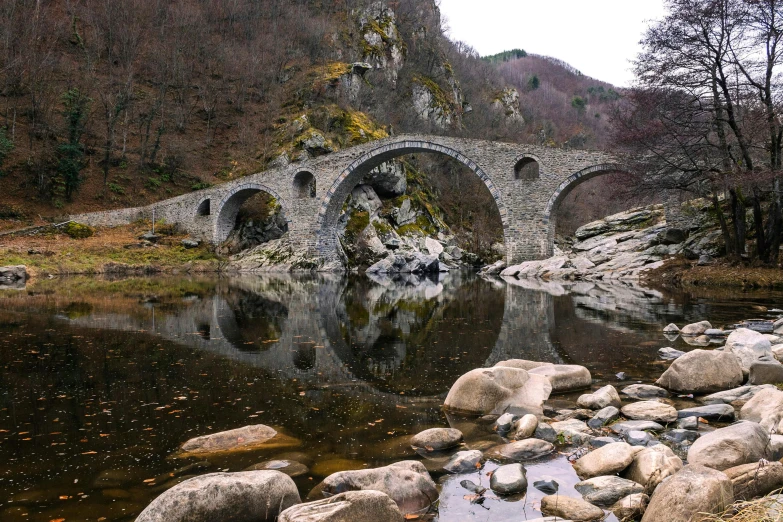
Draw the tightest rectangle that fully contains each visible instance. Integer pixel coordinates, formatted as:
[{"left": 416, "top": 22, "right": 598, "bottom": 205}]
[
  {"left": 293, "top": 171, "right": 316, "bottom": 199},
  {"left": 314, "top": 139, "right": 509, "bottom": 264},
  {"left": 196, "top": 198, "right": 211, "bottom": 216},
  {"left": 213, "top": 183, "right": 288, "bottom": 244},
  {"left": 513, "top": 154, "right": 542, "bottom": 180},
  {"left": 542, "top": 163, "right": 629, "bottom": 254}
]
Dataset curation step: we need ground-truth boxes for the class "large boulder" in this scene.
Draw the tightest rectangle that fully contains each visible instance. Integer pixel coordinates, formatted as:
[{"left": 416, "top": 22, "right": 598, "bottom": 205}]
[
  {"left": 541, "top": 494, "right": 604, "bottom": 521},
  {"left": 574, "top": 475, "right": 644, "bottom": 507},
  {"left": 528, "top": 364, "right": 592, "bottom": 392},
  {"left": 320, "top": 461, "right": 437, "bottom": 515},
  {"left": 620, "top": 401, "right": 678, "bottom": 423},
  {"left": 577, "top": 385, "right": 621, "bottom": 410},
  {"left": 655, "top": 349, "right": 744, "bottom": 393},
  {"left": 687, "top": 421, "right": 770, "bottom": 471},
  {"left": 739, "top": 387, "right": 783, "bottom": 432},
  {"left": 135, "top": 471, "right": 301, "bottom": 522},
  {"left": 680, "top": 321, "right": 712, "bottom": 336},
  {"left": 443, "top": 366, "right": 552, "bottom": 416},
  {"left": 279, "top": 490, "right": 403, "bottom": 522},
  {"left": 177, "top": 424, "right": 299, "bottom": 458},
  {"left": 725, "top": 328, "right": 773, "bottom": 372},
  {"left": 724, "top": 461, "right": 783, "bottom": 501},
  {"left": 410, "top": 428, "right": 462, "bottom": 451},
  {"left": 573, "top": 442, "right": 639, "bottom": 480},
  {"left": 641, "top": 465, "right": 733, "bottom": 522},
  {"left": 622, "top": 444, "right": 683, "bottom": 489}
]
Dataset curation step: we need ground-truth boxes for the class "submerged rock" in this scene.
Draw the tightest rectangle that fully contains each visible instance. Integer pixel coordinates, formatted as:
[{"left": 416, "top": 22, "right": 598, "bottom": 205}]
[
  {"left": 410, "top": 428, "right": 462, "bottom": 451},
  {"left": 486, "top": 439, "right": 555, "bottom": 461},
  {"left": 177, "top": 424, "right": 299, "bottom": 457},
  {"left": 136, "top": 471, "right": 301, "bottom": 522}
]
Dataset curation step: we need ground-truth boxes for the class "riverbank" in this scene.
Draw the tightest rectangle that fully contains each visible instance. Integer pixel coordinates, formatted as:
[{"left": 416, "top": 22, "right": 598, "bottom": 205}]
[
  {"left": 0, "top": 222, "right": 220, "bottom": 278},
  {"left": 644, "top": 257, "right": 783, "bottom": 290}
]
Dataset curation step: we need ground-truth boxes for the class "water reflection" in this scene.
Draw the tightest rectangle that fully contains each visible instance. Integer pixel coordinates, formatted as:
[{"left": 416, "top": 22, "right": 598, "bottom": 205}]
[{"left": 1, "top": 272, "right": 783, "bottom": 521}]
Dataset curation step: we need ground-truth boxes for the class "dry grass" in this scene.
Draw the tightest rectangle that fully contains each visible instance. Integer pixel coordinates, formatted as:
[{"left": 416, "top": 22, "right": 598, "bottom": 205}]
[
  {"left": 0, "top": 222, "right": 220, "bottom": 277},
  {"left": 644, "top": 257, "right": 783, "bottom": 290},
  {"left": 701, "top": 490, "right": 783, "bottom": 522}
]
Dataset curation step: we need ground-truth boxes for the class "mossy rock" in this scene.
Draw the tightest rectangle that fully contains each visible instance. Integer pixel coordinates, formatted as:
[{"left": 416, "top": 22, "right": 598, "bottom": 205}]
[{"left": 64, "top": 222, "right": 94, "bottom": 239}]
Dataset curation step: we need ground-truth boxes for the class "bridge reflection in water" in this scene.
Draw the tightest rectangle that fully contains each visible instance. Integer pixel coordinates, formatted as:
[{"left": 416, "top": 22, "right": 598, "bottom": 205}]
[{"left": 60, "top": 272, "right": 670, "bottom": 403}]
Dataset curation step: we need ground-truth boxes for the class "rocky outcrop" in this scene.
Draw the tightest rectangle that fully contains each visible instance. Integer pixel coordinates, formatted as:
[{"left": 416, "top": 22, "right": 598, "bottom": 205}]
[{"left": 136, "top": 471, "right": 301, "bottom": 522}]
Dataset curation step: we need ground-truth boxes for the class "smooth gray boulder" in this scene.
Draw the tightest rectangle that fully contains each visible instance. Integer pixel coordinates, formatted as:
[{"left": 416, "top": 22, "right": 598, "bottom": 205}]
[
  {"left": 725, "top": 328, "right": 773, "bottom": 372},
  {"left": 442, "top": 450, "right": 482, "bottom": 473},
  {"left": 625, "top": 430, "right": 653, "bottom": 446},
  {"left": 489, "top": 463, "right": 528, "bottom": 495},
  {"left": 509, "top": 414, "right": 538, "bottom": 440},
  {"left": 662, "top": 429, "right": 700, "bottom": 444},
  {"left": 135, "top": 471, "right": 301, "bottom": 522},
  {"left": 700, "top": 385, "right": 775, "bottom": 404},
  {"left": 577, "top": 385, "right": 621, "bottom": 410},
  {"left": 656, "top": 349, "right": 744, "bottom": 393},
  {"left": 680, "top": 321, "right": 712, "bottom": 336},
  {"left": 621, "top": 384, "right": 669, "bottom": 400},
  {"left": 410, "top": 428, "right": 463, "bottom": 451},
  {"left": 575, "top": 475, "right": 644, "bottom": 507},
  {"left": 321, "top": 461, "right": 437, "bottom": 515},
  {"left": 749, "top": 359, "right": 783, "bottom": 385},
  {"left": 620, "top": 401, "right": 678, "bottom": 423},
  {"left": 573, "top": 442, "right": 639, "bottom": 480},
  {"left": 676, "top": 404, "right": 735, "bottom": 421},
  {"left": 588, "top": 406, "right": 620, "bottom": 429},
  {"left": 486, "top": 439, "right": 555, "bottom": 461},
  {"left": 279, "top": 490, "right": 403, "bottom": 522},
  {"left": 641, "top": 465, "right": 733, "bottom": 522},
  {"left": 444, "top": 366, "right": 552, "bottom": 415},
  {"left": 739, "top": 387, "right": 783, "bottom": 432},
  {"left": 528, "top": 364, "right": 592, "bottom": 392},
  {"left": 541, "top": 494, "right": 604, "bottom": 521},
  {"left": 551, "top": 419, "right": 594, "bottom": 445},
  {"left": 622, "top": 444, "right": 683, "bottom": 489},
  {"left": 687, "top": 421, "right": 770, "bottom": 471}
]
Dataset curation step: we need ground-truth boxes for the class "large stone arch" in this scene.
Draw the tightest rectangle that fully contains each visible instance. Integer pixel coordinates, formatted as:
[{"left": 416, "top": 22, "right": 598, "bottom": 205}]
[
  {"left": 214, "top": 183, "right": 289, "bottom": 243},
  {"left": 541, "top": 163, "right": 629, "bottom": 255},
  {"left": 314, "top": 139, "right": 510, "bottom": 262}
]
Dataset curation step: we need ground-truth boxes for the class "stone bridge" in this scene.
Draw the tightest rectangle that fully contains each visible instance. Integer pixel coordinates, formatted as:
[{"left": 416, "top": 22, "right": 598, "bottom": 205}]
[{"left": 72, "top": 134, "right": 644, "bottom": 266}]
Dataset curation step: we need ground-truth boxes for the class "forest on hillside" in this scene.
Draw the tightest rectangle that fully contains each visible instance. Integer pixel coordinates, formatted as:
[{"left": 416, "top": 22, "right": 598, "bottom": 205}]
[{"left": 0, "top": 0, "right": 630, "bottom": 240}]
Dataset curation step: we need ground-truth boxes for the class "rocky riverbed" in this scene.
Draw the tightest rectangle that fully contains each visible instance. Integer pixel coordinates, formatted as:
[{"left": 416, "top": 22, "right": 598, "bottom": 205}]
[{"left": 133, "top": 313, "right": 783, "bottom": 521}]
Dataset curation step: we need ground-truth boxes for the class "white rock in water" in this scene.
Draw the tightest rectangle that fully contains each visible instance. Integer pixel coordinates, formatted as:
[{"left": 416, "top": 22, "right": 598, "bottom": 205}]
[
  {"left": 681, "top": 321, "right": 712, "bottom": 336},
  {"left": 663, "top": 323, "right": 680, "bottom": 333}
]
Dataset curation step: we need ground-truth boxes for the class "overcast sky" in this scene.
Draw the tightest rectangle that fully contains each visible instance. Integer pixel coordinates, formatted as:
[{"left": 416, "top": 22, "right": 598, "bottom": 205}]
[{"left": 438, "top": 0, "right": 668, "bottom": 87}]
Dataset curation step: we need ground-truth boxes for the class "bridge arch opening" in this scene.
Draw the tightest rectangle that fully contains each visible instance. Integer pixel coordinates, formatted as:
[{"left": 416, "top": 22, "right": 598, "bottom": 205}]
[
  {"left": 293, "top": 171, "right": 316, "bottom": 199},
  {"left": 214, "top": 184, "right": 289, "bottom": 246},
  {"left": 197, "top": 198, "right": 211, "bottom": 216},
  {"left": 543, "top": 163, "right": 632, "bottom": 254},
  {"left": 514, "top": 155, "right": 540, "bottom": 180},
  {"left": 315, "top": 140, "right": 509, "bottom": 265}
]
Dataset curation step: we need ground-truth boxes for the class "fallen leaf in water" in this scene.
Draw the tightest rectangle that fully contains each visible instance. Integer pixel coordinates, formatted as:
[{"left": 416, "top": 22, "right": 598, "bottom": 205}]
[
  {"left": 50, "top": 518, "right": 65, "bottom": 522},
  {"left": 81, "top": 451, "right": 97, "bottom": 455},
  {"left": 463, "top": 494, "right": 480, "bottom": 501},
  {"left": 403, "top": 515, "right": 420, "bottom": 520},
  {"left": 99, "top": 434, "right": 109, "bottom": 437},
  {"left": 395, "top": 405, "right": 407, "bottom": 409}
]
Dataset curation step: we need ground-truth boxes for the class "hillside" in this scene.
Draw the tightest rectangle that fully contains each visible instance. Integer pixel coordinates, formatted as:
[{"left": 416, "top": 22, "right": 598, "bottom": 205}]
[{"left": 0, "top": 0, "right": 629, "bottom": 243}]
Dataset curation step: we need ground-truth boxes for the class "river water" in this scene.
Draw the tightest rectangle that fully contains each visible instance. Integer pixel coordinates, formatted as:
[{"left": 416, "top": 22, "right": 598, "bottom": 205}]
[{"left": 1, "top": 271, "right": 781, "bottom": 521}]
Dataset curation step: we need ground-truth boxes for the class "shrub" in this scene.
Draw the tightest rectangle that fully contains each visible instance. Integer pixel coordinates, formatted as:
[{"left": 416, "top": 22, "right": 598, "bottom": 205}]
[{"left": 64, "top": 222, "right": 94, "bottom": 239}]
